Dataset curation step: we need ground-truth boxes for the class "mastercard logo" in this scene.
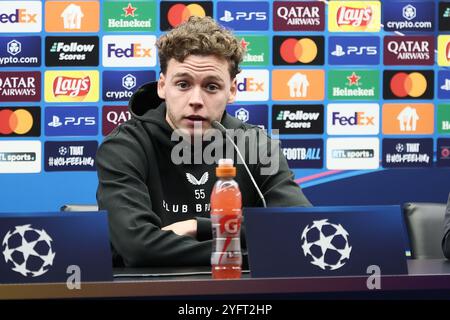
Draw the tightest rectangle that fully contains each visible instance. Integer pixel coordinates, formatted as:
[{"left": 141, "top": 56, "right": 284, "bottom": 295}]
[
  {"left": 167, "top": 3, "right": 206, "bottom": 27},
  {"left": 274, "top": 36, "right": 324, "bottom": 66},
  {"left": 384, "top": 70, "right": 433, "bottom": 100},
  {"left": 160, "top": 2, "right": 212, "bottom": 31},
  {"left": 390, "top": 72, "right": 427, "bottom": 98},
  {"left": 0, "top": 109, "right": 35, "bottom": 135},
  {"left": 280, "top": 38, "right": 317, "bottom": 63}
]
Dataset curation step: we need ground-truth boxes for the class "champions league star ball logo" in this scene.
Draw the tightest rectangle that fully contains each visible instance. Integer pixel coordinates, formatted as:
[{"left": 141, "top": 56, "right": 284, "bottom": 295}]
[
  {"left": 301, "top": 219, "right": 352, "bottom": 270},
  {"left": 2, "top": 225, "right": 56, "bottom": 277}
]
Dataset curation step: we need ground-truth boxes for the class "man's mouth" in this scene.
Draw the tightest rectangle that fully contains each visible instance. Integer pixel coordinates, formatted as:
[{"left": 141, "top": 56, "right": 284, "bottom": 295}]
[{"left": 185, "top": 115, "right": 207, "bottom": 122}]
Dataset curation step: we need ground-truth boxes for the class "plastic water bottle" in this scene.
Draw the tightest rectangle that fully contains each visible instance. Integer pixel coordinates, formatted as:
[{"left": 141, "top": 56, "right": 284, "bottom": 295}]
[{"left": 210, "top": 159, "right": 242, "bottom": 279}]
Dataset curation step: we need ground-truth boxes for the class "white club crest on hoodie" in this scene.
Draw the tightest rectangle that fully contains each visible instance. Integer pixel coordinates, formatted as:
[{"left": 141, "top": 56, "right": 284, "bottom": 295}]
[{"left": 186, "top": 172, "right": 209, "bottom": 186}]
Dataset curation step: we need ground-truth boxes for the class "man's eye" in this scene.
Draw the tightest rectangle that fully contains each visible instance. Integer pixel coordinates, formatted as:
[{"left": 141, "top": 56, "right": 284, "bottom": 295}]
[
  {"left": 176, "top": 82, "right": 190, "bottom": 89},
  {"left": 206, "top": 84, "right": 219, "bottom": 91}
]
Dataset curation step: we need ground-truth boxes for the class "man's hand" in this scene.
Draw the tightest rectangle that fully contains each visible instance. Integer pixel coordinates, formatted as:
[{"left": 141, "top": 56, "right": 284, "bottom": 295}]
[{"left": 162, "top": 219, "right": 197, "bottom": 238}]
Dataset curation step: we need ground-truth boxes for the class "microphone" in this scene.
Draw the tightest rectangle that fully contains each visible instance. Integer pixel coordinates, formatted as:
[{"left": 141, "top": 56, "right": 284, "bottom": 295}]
[{"left": 211, "top": 120, "right": 267, "bottom": 208}]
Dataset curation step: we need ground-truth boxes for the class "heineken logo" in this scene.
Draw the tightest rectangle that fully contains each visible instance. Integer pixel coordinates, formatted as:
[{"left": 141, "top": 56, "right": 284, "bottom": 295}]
[
  {"left": 328, "top": 70, "right": 379, "bottom": 100},
  {"left": 237, "top": 35, "right": 268, "bottom": 66},
  {"left": 103, "top": 1, "right": 155, "bottom": 31}
]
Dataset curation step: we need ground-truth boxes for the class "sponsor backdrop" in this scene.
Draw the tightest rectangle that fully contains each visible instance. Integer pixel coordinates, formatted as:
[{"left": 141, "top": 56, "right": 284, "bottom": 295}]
[{"left": 0, "top": 0, "right": 449, "bottom": 213}]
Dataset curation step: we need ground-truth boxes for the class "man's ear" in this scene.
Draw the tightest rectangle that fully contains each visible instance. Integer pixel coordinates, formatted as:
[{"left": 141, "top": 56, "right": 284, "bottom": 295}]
[
  {"left": 227, "top": 78, "right": 237, "bottom": 104},
  {"left": 157, "top": 73, "right": 166, "bottom": 99}
]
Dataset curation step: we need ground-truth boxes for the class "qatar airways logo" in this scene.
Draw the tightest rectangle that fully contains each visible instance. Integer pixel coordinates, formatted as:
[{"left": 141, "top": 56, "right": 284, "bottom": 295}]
[
  {"left": 53, "top": 76, "right": 90, "bottom": 97},
  {"left": 337, "top": 6, "right": 372, "bottom": 27}
]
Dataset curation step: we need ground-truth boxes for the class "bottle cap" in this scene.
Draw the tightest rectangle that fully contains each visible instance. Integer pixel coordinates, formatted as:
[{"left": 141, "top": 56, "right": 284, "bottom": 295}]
[{"left": 216, "top": 158, "right": 236, "bottom": 177}]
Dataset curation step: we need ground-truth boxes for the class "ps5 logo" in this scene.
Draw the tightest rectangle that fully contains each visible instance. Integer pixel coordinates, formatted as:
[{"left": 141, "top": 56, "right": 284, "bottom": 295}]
[
  {"left": 331, "top": 44, "right": 377, "bottom": 56},
  {"left": 48, "top": 115, "right": 96, "bottom": 127},
  {"left": 220, "top": 10, "right": 267, "bottom": 22},
  {"left": 442, "top": 79, "right": 450, "bottom": 91}
]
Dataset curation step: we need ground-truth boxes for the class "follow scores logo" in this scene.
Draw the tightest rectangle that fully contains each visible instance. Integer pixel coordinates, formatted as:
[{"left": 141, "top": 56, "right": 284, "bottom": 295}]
[
  {"left": 0, "top": 107, "right": 40, "bottom": 137},
  {"left": 0, "top": 2, "right": 42, "bottom": 33},
  {"left": 160, "top": 1, "right": 212, "bottom": 31},
  {"left": 44, "top": 70, "right": 99, "bottom": 103}
]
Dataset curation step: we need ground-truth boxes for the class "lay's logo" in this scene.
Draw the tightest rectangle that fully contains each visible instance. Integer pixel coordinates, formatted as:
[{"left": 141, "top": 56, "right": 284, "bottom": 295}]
[
  {"left": 45, "top": 71, "right": 99, "bottom": 102},
  {"left": 329, "top": 1, "right": 380, "bottom": 32},
  {"left": 53, "top": 76, "right": 90, "bottom": 97},
  {"left": 337, "top": 6, "right": 372, "bottom": 27}
]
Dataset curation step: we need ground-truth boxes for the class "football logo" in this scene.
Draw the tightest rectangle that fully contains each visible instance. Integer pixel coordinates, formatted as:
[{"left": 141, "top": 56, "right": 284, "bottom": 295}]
[
  {"left": 301, "top": 219, "right": 352, "bottom": 270},
  {"left": 2, "top": 224, "right": 55, "bottom": 277}
]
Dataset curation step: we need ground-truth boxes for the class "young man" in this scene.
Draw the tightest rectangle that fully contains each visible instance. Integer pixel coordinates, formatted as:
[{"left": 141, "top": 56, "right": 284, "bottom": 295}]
[{"left": 96, "top": 16, "right": 311, "bottom": 267}]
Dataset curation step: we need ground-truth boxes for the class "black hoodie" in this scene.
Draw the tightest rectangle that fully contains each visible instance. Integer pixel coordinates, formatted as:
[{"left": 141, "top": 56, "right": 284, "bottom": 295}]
[{"left": 96, "top": 82, "right": 311, "bottom": 267}]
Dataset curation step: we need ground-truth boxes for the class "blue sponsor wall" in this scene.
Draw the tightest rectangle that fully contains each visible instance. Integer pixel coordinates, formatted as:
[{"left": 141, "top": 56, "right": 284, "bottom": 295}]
[{"left": 0, "top": 0, "right": 449, "bottom": 213}]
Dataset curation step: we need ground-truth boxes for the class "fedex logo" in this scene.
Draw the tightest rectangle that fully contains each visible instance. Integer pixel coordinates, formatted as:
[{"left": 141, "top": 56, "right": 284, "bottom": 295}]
[
  {"left": 332, "top": 112, "right": 374, "bottom": 126},
  {"left": 235, "top": 70, "right": 269, "bottom": 101},
  {"left": 237, "top": 78, "right": 264, "bottom": 92},
  {"left": 327, "top": 103, "right": 379, "bottom": 135},
  {"left": 0, "top": 9, "right": 37, "bottom": 23},
  {"left": 107, "top": 43, "right": 151, "bottom": 58},
  {"left": 102, "top": 35, "right": 156, "bottom": 67},
  {"left": 0, "top": 2, "right": 42, "bottom": 32}
]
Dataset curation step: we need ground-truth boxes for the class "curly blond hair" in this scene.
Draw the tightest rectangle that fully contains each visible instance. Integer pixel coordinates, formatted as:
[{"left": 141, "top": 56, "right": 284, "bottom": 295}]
[{"left": 156, "top": 16, "right": 245, "bottom": 79}]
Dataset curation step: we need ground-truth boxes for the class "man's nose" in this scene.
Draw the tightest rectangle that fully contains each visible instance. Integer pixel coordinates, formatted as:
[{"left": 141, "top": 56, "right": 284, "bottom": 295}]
[{"left": 188, "top": 86, "right": 204, "bottom": 108}]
